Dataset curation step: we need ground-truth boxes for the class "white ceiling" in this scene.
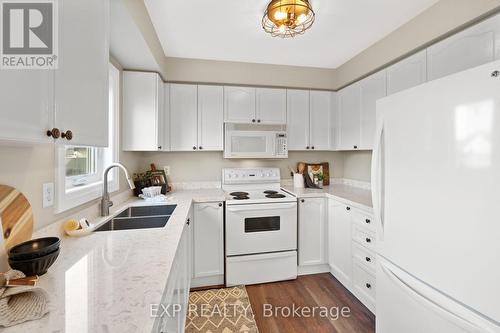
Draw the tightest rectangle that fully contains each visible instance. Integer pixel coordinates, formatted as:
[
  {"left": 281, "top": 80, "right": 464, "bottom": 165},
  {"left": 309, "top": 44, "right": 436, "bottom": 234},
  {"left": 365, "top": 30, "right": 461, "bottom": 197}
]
[{"left": 144, "top": 0, "right": 439, "bottom": 69}]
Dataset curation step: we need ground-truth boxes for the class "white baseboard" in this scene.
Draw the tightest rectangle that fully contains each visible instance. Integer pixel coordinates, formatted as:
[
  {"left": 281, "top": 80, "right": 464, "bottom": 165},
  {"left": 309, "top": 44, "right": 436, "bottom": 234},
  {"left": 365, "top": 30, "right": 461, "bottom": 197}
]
[
  {"left": 298, "top": 264, "right": 330, "bottom": 276},
  {"left": 191, "top": 275, "right": 224, "bottom": 289}
]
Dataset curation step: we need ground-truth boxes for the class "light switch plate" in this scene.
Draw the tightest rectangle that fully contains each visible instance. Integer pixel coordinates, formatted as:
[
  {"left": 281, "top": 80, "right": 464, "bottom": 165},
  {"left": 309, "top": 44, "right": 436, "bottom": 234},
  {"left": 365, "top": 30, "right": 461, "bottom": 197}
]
[
  {"left": 163, "top": 166, "right": 170, "bottom": 176},
  {"left": 43, "top": 183, "right": 54, "bottom": 208}
]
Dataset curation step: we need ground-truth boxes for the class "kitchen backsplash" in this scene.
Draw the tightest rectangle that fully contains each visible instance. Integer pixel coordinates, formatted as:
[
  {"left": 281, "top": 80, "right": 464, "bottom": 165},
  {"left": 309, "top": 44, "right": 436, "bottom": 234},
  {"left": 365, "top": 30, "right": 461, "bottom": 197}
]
[{"left": 138, "top": 151, "right": 349, "bottom": 183}]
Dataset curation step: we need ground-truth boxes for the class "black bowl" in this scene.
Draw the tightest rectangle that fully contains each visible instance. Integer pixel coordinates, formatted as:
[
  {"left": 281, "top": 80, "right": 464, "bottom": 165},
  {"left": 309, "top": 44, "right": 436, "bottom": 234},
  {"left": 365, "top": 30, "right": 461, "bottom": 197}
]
[
  {"left": 8, "top": 237, "right": 60, "bottom": 260},
  {"left": 8, "top": 248, "right": 60, "bottom": 276}
]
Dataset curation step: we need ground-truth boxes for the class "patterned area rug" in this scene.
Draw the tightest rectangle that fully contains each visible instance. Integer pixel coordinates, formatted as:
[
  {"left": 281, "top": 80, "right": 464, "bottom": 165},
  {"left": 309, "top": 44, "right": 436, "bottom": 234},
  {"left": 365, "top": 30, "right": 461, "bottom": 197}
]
[{"left": 185, "top": 286, "right": 259, "bottom": 333}]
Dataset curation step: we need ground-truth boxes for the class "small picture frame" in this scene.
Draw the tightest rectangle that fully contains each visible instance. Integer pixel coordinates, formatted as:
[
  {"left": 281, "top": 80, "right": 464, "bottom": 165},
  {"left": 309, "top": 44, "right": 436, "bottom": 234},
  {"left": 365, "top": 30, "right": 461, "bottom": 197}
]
[{"left": 150, "top": 170, "right": 167, "bottom": 186}]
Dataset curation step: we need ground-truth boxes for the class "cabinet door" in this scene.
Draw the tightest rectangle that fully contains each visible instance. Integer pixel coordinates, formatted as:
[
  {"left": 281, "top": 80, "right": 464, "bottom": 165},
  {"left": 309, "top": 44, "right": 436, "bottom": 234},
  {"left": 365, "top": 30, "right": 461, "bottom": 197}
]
[
  {"left": 330, "top": 92, "right": 339, "bottom": 150},
  {"left": 0, "top": 71, "right": 52, "bottom": 143},
  {"left": 122, "top": 71, "right": 161, "bottom": 151},
  {"left": 309, "top": 91, "right": 331, "bottom": 150},
  {"left": 193, "top": 203, "right": 224, "bottom": 279},
  {"left": 338, "top": 84, "right": 361, "bottom": 150},
  {"left": 299, "top": 197, "right": 327, "bottom": 266},
  {"left": 170, "top": 84, "right": 198, "bottom": 151},
  {"left": 224, "top": 86, "right": 256, "bottom": 123},
  {"left": 359, "top": 71, "right": 386, "bottom": 150},
  {"left": 386, "top": 50, "right": 427, "bottom": 95},
  {"left": 287, "top": 89, "right": 310, "bottom": 150},
  {"left": 329, "top": 200, "right": 353, "bottom": 287},
  {"left": 198, "top": 85, "right": 224, "bottom": 151},
  {"left": 162, "top": 84, "right": 171, "bottom": 151},
  {"left": 256, "top": 88, "right": 287, "bottom": 124},
  {"left": 55, "top": 0, "right": 109, "bottom": 147},
  {"left": 427, "top": 14, "right": 500, "bottom": 81}
]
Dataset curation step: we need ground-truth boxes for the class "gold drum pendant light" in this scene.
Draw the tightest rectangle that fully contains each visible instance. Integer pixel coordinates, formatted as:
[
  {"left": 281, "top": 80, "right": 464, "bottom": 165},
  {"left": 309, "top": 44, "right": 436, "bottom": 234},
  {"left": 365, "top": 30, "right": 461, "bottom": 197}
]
[{"left": 262, "top": 0, "right": 315, "bottom": 38}]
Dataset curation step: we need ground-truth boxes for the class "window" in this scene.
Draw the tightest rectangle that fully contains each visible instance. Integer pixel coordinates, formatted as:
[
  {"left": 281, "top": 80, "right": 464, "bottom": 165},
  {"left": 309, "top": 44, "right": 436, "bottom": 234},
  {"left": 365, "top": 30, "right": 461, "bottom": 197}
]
[{"left": 55, "top": 63, "right": 120, "bottom": 213}]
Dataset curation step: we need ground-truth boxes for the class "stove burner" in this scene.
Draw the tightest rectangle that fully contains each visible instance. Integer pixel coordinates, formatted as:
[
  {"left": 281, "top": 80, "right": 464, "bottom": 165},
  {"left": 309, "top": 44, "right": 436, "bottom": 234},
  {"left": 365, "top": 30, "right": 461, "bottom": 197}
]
[
  {"left": 263, "top": 190, "right": 278, "bottom": 195},
  {"left": 266, "top": 193, "right": 286, "bottom": 199},
  {"left": 232, "top": 196, "right": 249, "bottom": 200},
  {"left": 230, "top": 192, "right": 249, "bottom": 197}
]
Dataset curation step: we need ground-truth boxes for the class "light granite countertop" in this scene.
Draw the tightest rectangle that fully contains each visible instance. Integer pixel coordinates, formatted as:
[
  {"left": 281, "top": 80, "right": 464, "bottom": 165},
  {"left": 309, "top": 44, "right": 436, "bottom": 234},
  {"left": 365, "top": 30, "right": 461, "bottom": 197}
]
[
  {"left": 3, "top": 183, "right": 370, "bottom": 332},
  {"left": 281, "top": 183, "right": 373, "bottom": 211},
  {"left": 3, "top": 189, "right": 226, "bottom": 333}
]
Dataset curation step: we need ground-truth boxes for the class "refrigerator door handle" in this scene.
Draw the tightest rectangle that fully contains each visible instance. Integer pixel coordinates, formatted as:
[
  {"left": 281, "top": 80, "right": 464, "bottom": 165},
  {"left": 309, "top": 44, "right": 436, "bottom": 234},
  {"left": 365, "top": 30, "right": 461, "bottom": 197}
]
[
  {"left": 380, "top": 258, "right": 500, "bottom": 333},
  {"left": 371, "top": 117, "right": 385, "bottom": 240}
]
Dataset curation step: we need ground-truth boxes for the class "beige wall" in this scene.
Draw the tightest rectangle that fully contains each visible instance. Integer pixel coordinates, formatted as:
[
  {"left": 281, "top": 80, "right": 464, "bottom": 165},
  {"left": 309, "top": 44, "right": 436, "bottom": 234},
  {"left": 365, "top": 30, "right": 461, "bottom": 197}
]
[
  {"left": 138, "top": 151, "right": 344, "bottom": 183},
  {"left": 164, "top": 57, "right": 336, "bottom": 90},
  {"left": 342, "top": 151, "right": 372, "bottom": 183}
]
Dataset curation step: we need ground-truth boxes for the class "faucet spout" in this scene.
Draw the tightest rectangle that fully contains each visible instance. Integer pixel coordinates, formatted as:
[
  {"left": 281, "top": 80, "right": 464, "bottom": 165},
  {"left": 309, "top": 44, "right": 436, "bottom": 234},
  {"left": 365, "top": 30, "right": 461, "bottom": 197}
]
[{"left": 100, "top": 163, "right": 135, "bottom": 216}]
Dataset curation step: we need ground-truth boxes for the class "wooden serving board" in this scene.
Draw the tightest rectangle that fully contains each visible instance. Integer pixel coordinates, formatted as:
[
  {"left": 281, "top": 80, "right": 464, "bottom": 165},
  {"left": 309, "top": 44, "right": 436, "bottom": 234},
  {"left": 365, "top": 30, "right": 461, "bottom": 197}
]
[{"left": 0, "top": 185, "right": 34, "bottom": 250}]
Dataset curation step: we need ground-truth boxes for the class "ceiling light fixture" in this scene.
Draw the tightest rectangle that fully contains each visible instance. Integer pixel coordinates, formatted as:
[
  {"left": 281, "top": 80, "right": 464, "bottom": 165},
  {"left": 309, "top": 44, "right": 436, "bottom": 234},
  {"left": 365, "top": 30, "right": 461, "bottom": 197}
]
[{"left": 262, "top": 0, "right": 315, "bottom": 38}]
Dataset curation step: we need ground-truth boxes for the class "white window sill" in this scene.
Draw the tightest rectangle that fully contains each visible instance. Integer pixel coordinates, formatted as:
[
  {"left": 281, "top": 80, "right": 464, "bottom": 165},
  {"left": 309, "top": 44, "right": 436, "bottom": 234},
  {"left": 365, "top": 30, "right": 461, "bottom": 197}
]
[{"left": 55, "top": 179, "right": 118, "bottom": 214}]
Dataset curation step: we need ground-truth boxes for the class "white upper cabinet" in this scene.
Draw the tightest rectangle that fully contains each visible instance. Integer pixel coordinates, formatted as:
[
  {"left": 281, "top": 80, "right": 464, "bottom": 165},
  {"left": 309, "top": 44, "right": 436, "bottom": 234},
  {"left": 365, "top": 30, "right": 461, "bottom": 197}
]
[
  {"left": 0, "top": 0, "right": 109, "bottom": 146},
  {"left": 256, "top": 88, "right": 287, "bottom": 124},
  {"left": 299, "top": 197, "right": 328, "bottom": 267},
  {"left": 0, "top": 71, "right": 52, "bottom": 144},
  {"left": 163, "top": 84, "right": 171, "bottom": 151},
  {"left": 309, "top": 91, "right": 331, "bottom": 150},
  {"left": 198, "top": 85, "right": 224, "bottom": 151},
  {"left": 170, "top": 84, "right": 198, "bottom": 151},
  {"left": 359, "top": 71, "right": 386, "bottom": 149},
  {"left": 386, "top": 50, "right": 427, "bottom": 95},
  {"left": 427, "top": 14, "right": 500, "bottom": 81},
  {"left": 287, "top": 89, "right": 310, "bottom": 150},
  {"left": 330, "top": 92, "right": 339, "bottom": 150},
  {"left": 122, "top": 72, "right": 164, "bottom": 151},
  {"left": 337, "top": 83, "right": 361, "bottom": 150},
  {"left": 224, "top": 86, "right": 256, "bottom": 123},
  {"left": 55, "top": 0, "right": 109, "bottom": 147}
]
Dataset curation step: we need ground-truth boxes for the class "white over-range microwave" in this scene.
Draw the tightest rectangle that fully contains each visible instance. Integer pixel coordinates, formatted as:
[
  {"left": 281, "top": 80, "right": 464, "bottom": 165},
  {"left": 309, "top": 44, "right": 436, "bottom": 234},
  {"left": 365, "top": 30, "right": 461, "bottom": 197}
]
[{"left": 224, "top": 124, "right": 288, "bottom": 159}]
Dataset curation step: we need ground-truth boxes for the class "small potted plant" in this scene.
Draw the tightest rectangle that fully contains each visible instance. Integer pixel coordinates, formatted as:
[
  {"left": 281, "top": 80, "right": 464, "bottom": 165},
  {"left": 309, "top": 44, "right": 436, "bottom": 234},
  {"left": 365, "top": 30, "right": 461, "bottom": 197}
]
[
  {"left": 132, "top": 172, "right": 153, "bottom": 197},
  {"left": 317, "top": 172, "right": 325, "bottom": 188}
]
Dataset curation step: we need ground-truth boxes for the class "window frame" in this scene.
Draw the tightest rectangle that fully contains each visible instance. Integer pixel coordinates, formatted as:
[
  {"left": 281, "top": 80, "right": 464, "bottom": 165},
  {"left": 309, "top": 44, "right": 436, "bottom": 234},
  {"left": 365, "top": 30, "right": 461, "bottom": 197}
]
[{"left": 55, "top": 63, "right": 121, "bottom": 213}]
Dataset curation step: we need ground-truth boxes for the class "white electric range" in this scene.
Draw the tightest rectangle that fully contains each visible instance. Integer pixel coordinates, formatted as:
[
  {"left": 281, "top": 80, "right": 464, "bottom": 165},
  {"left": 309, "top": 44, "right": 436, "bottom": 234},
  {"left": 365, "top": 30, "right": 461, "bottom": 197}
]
[{"left": 222, "top": 168, "right": 298, "bottom": 286}]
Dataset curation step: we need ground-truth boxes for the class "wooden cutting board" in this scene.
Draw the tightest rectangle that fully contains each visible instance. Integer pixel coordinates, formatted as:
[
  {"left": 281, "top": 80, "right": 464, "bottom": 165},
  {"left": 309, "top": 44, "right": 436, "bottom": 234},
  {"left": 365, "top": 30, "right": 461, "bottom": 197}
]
[{"left": 0, "top": 185, "right": 34, "bottom": 251}]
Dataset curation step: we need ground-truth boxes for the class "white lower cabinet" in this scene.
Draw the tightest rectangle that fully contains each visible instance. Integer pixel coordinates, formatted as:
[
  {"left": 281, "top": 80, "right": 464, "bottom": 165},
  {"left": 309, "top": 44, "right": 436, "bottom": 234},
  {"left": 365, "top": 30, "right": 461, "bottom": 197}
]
[
  {"left": 298, "top": 197, "right": 328, "bottom": 272},
  {"left": 154, "top": 212, "right": 192, "bottom": 333},
  {"left": 328, "top": 200, "right": 353, "bottom": 287},
  {"left": 191, "top": 202, "right": 225, "bottom": 288},
  {"left": 328, "top": 198, "right": 376, "bottom": 313}
]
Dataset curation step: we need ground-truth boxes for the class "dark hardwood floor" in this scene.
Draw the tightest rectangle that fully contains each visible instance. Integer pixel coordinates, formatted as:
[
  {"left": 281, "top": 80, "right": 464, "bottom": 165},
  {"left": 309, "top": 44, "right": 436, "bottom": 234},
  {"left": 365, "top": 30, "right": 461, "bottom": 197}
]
[{"left": 246, "top": 273, "right": 375, "bottom": 333}]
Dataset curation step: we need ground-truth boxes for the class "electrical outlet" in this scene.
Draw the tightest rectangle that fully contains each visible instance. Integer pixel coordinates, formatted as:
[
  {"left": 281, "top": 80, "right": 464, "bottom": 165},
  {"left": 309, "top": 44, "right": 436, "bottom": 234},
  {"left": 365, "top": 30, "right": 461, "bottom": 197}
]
[
  {"left": 43, "top": 183, "right": 54, "bottom": 208},
  {"left": 163, "top": 166, "right": 170, "bottom": 176}
]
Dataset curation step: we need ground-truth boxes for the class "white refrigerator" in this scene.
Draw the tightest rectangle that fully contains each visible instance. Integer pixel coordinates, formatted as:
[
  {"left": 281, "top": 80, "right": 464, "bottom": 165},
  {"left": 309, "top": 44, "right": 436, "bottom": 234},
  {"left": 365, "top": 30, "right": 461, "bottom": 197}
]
[{"left": 372, "top": 60, "right": 500, "bottom": 332}]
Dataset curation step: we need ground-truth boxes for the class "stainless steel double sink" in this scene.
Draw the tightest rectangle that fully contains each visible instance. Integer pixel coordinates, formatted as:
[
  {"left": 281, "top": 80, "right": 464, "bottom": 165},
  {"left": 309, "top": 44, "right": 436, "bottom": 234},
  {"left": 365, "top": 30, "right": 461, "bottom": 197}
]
[{"left": 95, "top": 205, "right": 177, "bottom": 232}]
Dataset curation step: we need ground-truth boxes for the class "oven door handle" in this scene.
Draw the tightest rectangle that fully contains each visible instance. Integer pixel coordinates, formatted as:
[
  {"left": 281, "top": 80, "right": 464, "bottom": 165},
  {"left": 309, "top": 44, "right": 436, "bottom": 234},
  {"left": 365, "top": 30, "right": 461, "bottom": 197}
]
[{"left": 227, "top": 203, "right": 297, "bottom": 212}]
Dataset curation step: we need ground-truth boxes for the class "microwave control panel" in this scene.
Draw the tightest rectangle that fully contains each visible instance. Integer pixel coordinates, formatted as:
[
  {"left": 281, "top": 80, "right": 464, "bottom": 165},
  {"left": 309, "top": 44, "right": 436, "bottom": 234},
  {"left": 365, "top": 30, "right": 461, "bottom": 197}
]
[{"left": 276, "top": 133, "right": 288, "bottom": 156}]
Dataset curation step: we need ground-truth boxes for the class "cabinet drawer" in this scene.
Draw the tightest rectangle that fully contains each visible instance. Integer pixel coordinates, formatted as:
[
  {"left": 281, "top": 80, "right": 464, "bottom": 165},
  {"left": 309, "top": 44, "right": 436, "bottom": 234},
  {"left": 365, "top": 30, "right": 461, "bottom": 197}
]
[
  {"left": 352, "top": 225, "right": 376, "bottom": 250},
  {"left": 352, "top": 243, "right": 376, "bottom": 274},
  {"left": 353, "top": 263, "right": 376, "bottom": 307},
  {"left": 352, "top": 210, "right": 375, "bottom": 232}
]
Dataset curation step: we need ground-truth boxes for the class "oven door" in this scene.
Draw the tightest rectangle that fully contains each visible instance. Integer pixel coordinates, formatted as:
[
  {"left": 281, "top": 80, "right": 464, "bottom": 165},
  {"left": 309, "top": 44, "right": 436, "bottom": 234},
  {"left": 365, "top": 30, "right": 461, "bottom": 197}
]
[
  {"left": 224, "top": 131, "right": 275, "bottom": 159},
  {"left": 226, "top": 202, "right": 297, "bottom": 256}
]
